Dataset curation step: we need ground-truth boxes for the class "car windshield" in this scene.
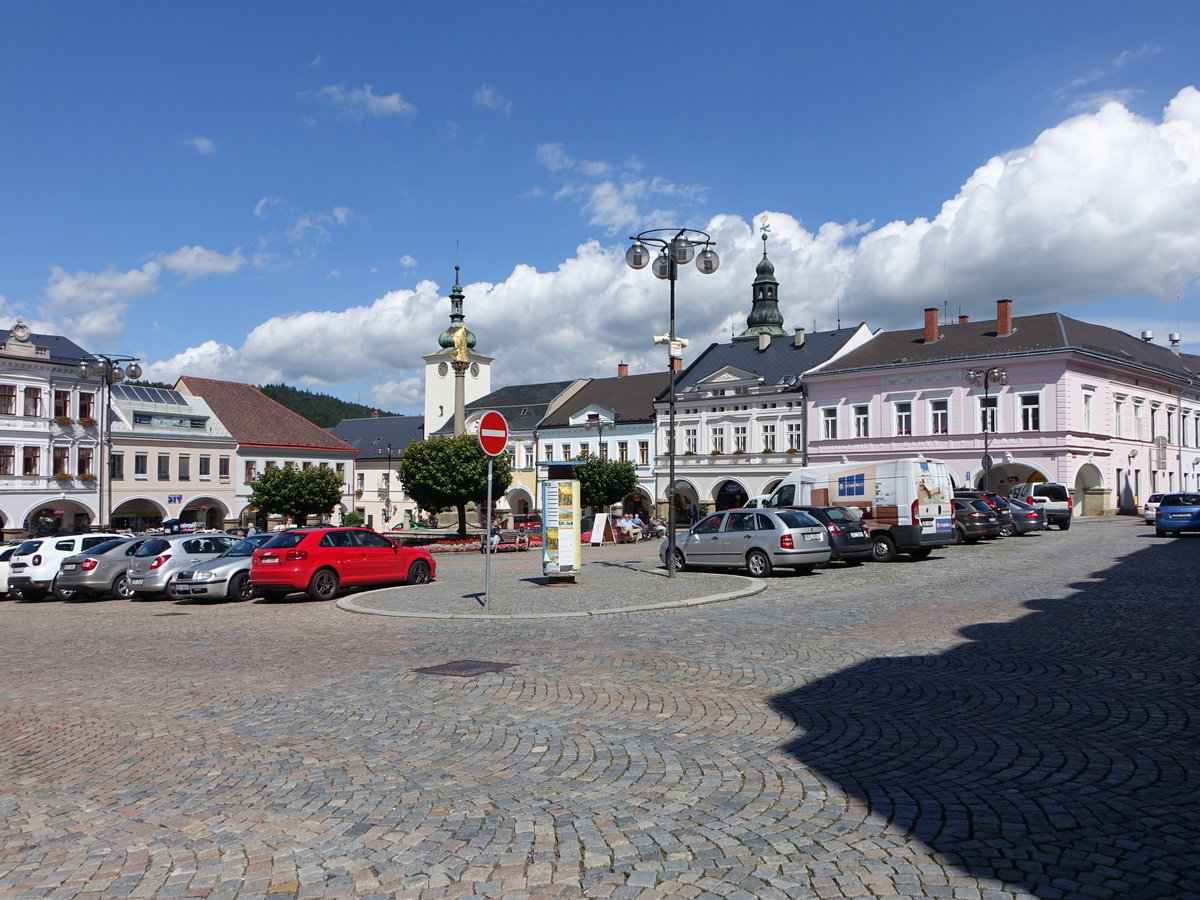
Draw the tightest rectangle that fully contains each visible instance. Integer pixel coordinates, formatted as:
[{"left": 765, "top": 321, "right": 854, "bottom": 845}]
[
  {"left": 1163, "top": 494, "right": 1200, "bottom": 505},
  {"left": 221, "top": 533, "right": 275, "bottom": 557},
  {"left": 776, "top": 510, "right": 821, "bottom": 529},
  {"left": 135, "top": 539, "right": 172, "bottom": 557},
  {"left": 1034, "top": 485, "right": 1069, "bottom": 501},
  {"left": 261, "top": 532, "right": 307, "bottom": 550},
  {"left": 827, "top": 508, "right": 861, "bottom": 525},
  {"left": 88, "top": 538, "right": 129, "bottom": 555}
]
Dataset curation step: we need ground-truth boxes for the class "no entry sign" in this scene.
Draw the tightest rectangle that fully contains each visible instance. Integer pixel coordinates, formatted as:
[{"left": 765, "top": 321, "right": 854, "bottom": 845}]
[{"left": 477, "top": 410, "right": 509, "bottom": 456}]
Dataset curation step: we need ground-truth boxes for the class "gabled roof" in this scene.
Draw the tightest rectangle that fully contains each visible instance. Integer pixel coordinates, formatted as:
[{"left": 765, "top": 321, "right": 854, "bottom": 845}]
[
  {"left": 328, "top": 415, "right": 426, "bottom": 459},
  {"left": 670, "top": 325, "right": 872, "bottom": 400},
  {"left": 0, "top": 324, "right": 90, "bottom": 366},
  {"left": 539, "top": 372, "right": 668, "bottom": 428},
  {"left": 818, "top": 312, "right": 1195, "bottom": 380},
  {"left": 432, "top": 380, "right": 581, "bottom": 435},
  {"left": 176, "top": 376, "right": 357, "bottom": 454}
]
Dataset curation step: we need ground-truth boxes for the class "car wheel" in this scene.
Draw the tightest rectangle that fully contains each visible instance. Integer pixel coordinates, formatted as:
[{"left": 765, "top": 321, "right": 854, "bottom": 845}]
[
  {"left": 999, "top": 524, "right": 1014, "bottom": 537},
  {"left": 229, "top": 571, "right": 253, "bottom": 601},
  {"left": 953, "top": 524, "right": 966, "bottom": 545},
  {"left": 871, "top": 535, "right": 897, "bottom": 563},
  {"left": 745, "top": 549, "right": 773, "bottom": 577},
  {"left": 907, "top": 548, "right": 932, "bottom": 561},
  {"left": 52, "top": 577, "right": 79, "bottom": 601},
  {"left": 1059, "top": 519, "right": 1071, "bottom": 531},
  {"left": 15, "top": 588, "right": 46, "bottom": 602},
  {"left": 112, "top": 573, "right": 135, "bottom": 600},
  {"left": 307, "top": 568, "right": 339, "bottom": 601},
  {"left": 669, "top": 547, "right": 686, "bottom": 572},
  {"left": 406, "top": 560, "right": 432, "bottom": 585}
]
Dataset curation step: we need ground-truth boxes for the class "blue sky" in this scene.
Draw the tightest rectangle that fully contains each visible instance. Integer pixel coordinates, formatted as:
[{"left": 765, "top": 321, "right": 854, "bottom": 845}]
[{"left": 3, "top": 1, "right": 1199, "bottom": 413}]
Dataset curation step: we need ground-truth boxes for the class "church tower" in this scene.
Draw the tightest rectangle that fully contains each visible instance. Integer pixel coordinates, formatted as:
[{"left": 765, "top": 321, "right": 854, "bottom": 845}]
[
  {"left": 733, "top": 229, "right": 787, "bottom": 342},
  {"left": 423, "top": 267, "right": 492, "bottom": 435}
]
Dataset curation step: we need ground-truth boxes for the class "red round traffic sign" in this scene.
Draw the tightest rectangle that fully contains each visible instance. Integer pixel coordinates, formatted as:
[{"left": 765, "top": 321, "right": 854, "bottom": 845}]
[{"left": 477, "top": 410, "right": 509, "bottom": 456}]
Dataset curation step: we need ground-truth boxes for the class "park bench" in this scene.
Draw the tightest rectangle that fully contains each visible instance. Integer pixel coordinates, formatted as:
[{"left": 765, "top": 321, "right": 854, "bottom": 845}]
[{"left": 481, "top": 529, "right": 530, "bottom": 553}]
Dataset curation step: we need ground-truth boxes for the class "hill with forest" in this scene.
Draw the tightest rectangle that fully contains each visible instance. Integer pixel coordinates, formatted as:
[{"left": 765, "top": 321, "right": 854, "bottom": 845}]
[{"left": 258, "top": 383, "right": 395, "bottom": 428}]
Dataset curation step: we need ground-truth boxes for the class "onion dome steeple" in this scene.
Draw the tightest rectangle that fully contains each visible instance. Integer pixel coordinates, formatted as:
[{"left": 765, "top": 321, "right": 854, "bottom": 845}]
[
  {"left": 436, "top": 266, "right": 477, "bottom": 352},
  {"left": 734, "top": 226, "right": 787, "bottom": 341}
]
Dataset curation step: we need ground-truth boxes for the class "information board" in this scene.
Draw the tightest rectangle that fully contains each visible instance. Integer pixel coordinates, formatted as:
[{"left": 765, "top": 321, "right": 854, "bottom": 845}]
[{"left": 541, "top": 478, "right": 581, "bottom": 578}]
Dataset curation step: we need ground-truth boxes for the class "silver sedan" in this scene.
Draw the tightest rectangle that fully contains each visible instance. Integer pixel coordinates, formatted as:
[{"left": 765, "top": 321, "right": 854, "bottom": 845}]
[
  {"left": 661, "top": 508, "right": 831, "bottom": 576},
  {"left": 167, "top": 533, "right": 276, "bottom": 601}
]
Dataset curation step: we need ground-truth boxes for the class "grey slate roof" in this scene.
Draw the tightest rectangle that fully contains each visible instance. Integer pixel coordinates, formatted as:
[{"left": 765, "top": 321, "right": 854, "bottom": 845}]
[
  {"left": 328, "top": 416, "right": 426, "bottom": 459},
  {"left": 670, "top": 325, "right": 871, "bottom": 400},
  {"left": 539, "top": 372, "right": 668, "bottom": 427},
  {"left": 0, "top": 325, "right": 91, "bottom": 366},
  {"left": 818, "top": 312, "right": 1195, "bottom": 380},
  {"left": 432, "top": 381, "right": 579, "bottom": 436}
]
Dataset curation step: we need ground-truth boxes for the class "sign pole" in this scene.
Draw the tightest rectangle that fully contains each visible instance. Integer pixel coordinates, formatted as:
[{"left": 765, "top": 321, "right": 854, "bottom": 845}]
[{"left": 484, "top": 456, "right": 493, "bottom": 608}]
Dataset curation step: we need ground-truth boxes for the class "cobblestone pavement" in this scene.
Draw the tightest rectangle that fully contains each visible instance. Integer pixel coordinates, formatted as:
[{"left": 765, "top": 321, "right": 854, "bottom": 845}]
[{"left": 1, "top": 518, "right": 1196, "bottom": 899}]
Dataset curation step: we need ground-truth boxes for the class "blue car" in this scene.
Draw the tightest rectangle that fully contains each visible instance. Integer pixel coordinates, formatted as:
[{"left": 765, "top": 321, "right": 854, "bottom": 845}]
[{"left": 1154, "top": 493, "right": 1200, "bottom": 537}]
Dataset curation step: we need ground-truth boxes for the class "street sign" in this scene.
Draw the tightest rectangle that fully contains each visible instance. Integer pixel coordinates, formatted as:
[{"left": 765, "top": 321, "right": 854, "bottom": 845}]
[{"left": 478, "top": 410, "right": 509, "bottom": 456}]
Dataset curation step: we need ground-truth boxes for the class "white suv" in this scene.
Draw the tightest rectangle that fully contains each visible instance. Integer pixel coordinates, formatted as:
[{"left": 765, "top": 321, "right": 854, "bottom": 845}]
[{"left": 7, "top": 533, "right": 126, "bottom": 600}]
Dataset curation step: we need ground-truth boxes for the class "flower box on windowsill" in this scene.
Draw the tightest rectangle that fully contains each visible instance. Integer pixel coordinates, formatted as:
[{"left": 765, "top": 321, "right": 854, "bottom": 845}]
[
  {"left": 55, "top": 416, "right": 74, "bottom": 426},
  {"left": 79, "top": 473, "right": 96, "bottom": 482},
  {"left": 79, "top": 417, "right": 98, "bottom": 427},
  {"left": 53, "top": 473, "right": 73, "bottom": 483}
]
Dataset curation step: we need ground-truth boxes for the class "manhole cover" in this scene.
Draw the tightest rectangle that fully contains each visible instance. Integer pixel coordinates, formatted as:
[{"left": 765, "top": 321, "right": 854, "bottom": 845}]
[{"left": 413, "top": 659, "right": 514, "bottom": 677}]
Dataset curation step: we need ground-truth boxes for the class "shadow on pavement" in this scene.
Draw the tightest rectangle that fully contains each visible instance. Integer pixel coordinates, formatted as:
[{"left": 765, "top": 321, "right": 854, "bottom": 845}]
[{"left": 769, "top": 539, "right": 1199, "bottom": 899}]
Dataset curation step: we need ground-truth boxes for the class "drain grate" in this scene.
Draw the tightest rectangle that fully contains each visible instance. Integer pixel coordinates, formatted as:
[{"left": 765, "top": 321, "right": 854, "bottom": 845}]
[{"left": 413, "top": 659, "right": 514, "bottom": 677}]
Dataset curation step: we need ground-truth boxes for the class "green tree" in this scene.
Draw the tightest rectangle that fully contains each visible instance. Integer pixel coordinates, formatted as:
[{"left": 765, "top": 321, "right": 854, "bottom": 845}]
[
  {"left": 248, "top": 465, "right": 345, "bottom": 526},
  {"left": 572, "top": 454, "right": 639, "bottom": 512},
  {"left": 398, "top": 435, "right": 513, "bottom": 535}
]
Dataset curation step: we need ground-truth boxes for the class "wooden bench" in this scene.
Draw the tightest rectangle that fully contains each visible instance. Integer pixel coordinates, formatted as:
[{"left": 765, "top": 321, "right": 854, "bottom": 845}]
[{"left": 481, "top": 530, "right": 530, "bottom": 552}]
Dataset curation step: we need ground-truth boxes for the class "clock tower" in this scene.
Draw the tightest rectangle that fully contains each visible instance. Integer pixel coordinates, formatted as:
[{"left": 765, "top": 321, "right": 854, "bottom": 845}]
[{"left": 423, "top": 267, "right": 492, "bottom": 435}]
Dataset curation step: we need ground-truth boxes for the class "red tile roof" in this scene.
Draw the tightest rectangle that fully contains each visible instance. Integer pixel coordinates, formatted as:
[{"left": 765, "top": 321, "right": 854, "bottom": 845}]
[{"left": 177, "top": 376, "right": 357, "bottom": 454}]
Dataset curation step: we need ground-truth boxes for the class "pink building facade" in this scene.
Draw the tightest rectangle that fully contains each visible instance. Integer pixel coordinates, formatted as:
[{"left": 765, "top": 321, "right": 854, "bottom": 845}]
[{"left": 804, "top": 300, "right": 1200, "bottom": 516}]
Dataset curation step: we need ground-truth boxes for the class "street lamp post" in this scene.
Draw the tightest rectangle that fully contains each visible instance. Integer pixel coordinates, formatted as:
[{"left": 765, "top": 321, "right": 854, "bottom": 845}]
[
  {"left": 78, "top": 353, "right": 142, "bottom": 530},
  {"left": 373, "top": 440, "right": 395, "bottom": 527},
  {"left": 966, "top": 366, "right": 1008, "bottom": 491},
  {"left": 626, "top": 228, "right": 719, "bottom": 575}
]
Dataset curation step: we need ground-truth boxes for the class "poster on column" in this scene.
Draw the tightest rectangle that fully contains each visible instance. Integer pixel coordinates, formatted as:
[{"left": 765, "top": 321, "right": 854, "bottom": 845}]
[{"left": 541, "top": 478, "right": 581, "bottom": 578}]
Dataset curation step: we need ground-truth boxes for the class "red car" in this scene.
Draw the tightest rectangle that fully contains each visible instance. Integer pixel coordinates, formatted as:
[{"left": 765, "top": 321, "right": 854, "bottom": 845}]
[{"left": 250, "top": 526, "right": 435, "bottom": 601}]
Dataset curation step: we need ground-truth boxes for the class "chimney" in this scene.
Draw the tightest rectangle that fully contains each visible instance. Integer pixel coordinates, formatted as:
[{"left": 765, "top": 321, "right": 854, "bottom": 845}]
[
  {"left": 617, "top": 362, "right": 628, "bottom": 377},
  {"left": 997, "top": 298, "right": 1013, "bottom": 336},
  {"left": 958, "top": 314, "right": 969, "bottom": 325},
  {"left": 923, "top": 307, "right": 940, "bottom": 343},
  {"left": 1170, "top": 333, "right": 1181, "bottom": 355},
  {"left": 1141, "top": 330, "right": 1155, "bottom": 343},
  {"left": 758, "top": 332, "right": 771, "bottom": 352},
  {"left": 794, "top": 327, "right": 806, "bottom": 347}
]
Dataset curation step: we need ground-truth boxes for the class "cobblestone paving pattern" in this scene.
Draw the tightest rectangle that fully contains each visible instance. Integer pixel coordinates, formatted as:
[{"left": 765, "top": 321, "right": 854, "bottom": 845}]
[{"left": 1, "top": 518, "right": 1196, "bottom": 899}]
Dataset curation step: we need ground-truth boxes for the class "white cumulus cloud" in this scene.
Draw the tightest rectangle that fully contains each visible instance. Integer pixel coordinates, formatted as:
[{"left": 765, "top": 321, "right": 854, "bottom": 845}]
[
  {"left": 147, "top": 88, "right": 1200, "bottom": 413},
  {"left": 159, "top": 245, "right": 246, "bottom": 278},
  {"left": 183, "top": 136, "right": 216, "bottom": 155},
  {"left": 472, "top": 83, "right": 512, "bottom": 115},
  {"left": 44, "top": 262, "right": 162, "bottom": 346},
  {"left": 316, "top": 83, "right": 416, "bottom": 120}
]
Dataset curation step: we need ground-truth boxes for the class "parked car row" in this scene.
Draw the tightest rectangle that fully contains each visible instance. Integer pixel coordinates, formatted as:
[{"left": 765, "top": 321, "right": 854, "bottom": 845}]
[
  {"left": 1, "top": 526, "right": 436, "bottom": 603},
  {"left": 660, "top": 493, "right": 1051, "bottom": 578}
]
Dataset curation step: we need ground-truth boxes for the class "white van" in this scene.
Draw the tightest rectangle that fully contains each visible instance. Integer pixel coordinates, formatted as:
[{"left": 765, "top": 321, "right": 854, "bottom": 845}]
[{"left": 765, "top": 457, "right": 955, "bottom": 562}]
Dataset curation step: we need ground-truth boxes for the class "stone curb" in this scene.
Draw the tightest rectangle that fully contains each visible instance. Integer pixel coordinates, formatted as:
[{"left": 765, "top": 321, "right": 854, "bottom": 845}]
[{"left": 336, "top": 575, "right": 766, "bottom": 619}]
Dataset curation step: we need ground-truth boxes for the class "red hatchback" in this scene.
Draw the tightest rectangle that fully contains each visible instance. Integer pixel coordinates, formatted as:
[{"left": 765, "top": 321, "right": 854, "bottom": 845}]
[{"left": 250, "top": 527, "right": 435, "bottom": 601}]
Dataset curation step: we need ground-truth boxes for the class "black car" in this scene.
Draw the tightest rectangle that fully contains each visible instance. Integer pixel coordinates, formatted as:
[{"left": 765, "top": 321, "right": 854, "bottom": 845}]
[
  {"left": 786, "top": 505, "right": 873, "bottom": 566},
  {"left": 952, "top": 498, "right": 1000, "bottom": 543},
  {"left": 954, "top": 490, "right": 1014, "bottom": 536}
]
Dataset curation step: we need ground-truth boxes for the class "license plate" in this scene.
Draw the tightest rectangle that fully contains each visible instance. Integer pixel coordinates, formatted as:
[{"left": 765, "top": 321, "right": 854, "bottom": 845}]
[
  {"left": 173, "top": 586, "right": 190, "bottom": 594},
  {"left": 803, "top": 532, "right": 823, "bottom": 541},
  {"left": 129, "top": 577, "right": 144, "bottom": 585},
  {"left": 260, "top": 557, "right": 279, "bottom": 564},
  {"left": 850, "top": 531, "right": 867, "bottom": 538},
  {"left": 63, "top": 564, "right": 77, "bottom": 571}
]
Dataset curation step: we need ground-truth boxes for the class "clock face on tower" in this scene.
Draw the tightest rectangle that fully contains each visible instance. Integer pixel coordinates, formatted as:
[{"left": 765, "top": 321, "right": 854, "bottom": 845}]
[
  {"left": 470, "top": 363, "right": 480, "bottom": 377},
  {"left": 437, "top": 362, "right": 448, "bottom": 377}
]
